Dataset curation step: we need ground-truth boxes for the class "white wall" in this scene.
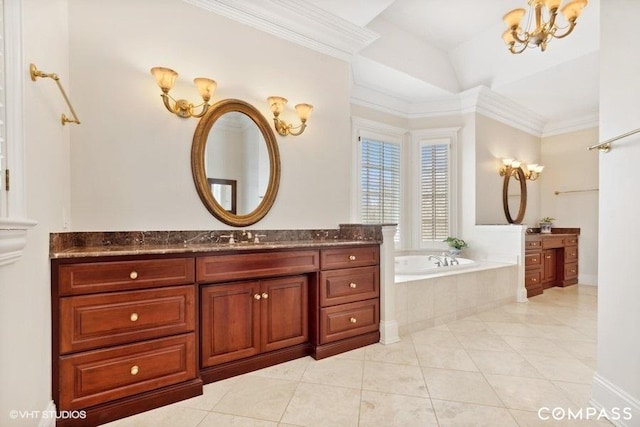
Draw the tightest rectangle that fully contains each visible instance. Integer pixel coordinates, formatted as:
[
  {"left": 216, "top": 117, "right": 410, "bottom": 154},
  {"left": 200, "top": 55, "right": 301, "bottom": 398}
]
[
  {"left": 592, "top": 0, "right": 640, "bottom": 423},
  {"left": 475, "top": 114, "right": 541, "bottom": 226},
  {"left": 541, "top": 127, "right": 599, "bottom": 285},
  {"left": 67, "top": 0, "right": 352, "bottom": 231},
  {"left": 0, "top": 0, "right": 71, "bottom": 425}
]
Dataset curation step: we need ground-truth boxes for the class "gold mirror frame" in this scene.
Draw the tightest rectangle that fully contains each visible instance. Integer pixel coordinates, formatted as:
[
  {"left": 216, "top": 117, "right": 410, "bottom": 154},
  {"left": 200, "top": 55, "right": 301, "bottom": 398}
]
[
  {"left": 502, "top": 166, "right": 527, "bottom": 224},
  {"left": 191, "top": 99, "right": 280, "bottom": 227}
]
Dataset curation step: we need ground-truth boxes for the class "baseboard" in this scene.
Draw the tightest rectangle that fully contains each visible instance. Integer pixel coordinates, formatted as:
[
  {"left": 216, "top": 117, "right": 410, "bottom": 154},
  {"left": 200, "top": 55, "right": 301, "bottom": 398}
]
[
  {"left": 591, "top": 372, "right": 640, "bottom": 427},
  {"left": 379, "top": 320, "right": 400, "bottom": 345},
  {"left": 37, "top": 401, "right": 56, "bottom": 427}
]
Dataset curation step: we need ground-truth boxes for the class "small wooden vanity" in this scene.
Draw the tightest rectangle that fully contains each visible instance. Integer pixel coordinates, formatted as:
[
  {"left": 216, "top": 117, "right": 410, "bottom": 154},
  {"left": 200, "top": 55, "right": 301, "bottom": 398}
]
[
  {"left": 50, "top": 230, "right": 381, "bottom": 426},
  {"left": 525, "top": 230, "right": 579, "bottom": 297}
]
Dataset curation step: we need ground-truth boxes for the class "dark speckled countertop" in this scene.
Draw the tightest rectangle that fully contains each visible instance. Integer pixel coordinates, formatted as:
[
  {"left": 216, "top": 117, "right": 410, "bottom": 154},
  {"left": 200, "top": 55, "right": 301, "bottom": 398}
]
[{"left": 49, "top": 224, "right": 393, "bottom": 259}]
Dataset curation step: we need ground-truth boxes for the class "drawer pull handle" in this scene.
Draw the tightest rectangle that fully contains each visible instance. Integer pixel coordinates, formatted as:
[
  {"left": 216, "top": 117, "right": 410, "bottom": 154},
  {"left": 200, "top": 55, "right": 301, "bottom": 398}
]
[
  {"left": 349, "top": 282, "right": 357, "bottom": 289},
  {"left": 545, "top": 255, "right": 551, "bottom": 259},
  {"left": 254, "top": 294, "right": 261, "bottom": 300},
  {"left": 532, "top": 258, "right": 537, "bottom": 262},
  {"left": 571, "top": 269, "right": 576, "bottom": 273},
  {"left": 261, "top": 292, "right": 269, "bottom": 299},
  {"left": 130, "top": 365, "right": 139, "bottom": 375},
  {"left": 570, "top": 252, "right": 576, "bottom": 256},
  {"left": 129, "top": 271, "right": 138, "bottom": 280},
  {"left": 130, "top": 313, "right": 138, "bottom": 322},
  {"left": 349, "top": 317, "right": 357, "bottom": 324},
  {"left": 532, "top": 278, "right": 537, "bottom": 282},
  {"left": 349, "top": 255, "right": 356, "bottom": 261}
]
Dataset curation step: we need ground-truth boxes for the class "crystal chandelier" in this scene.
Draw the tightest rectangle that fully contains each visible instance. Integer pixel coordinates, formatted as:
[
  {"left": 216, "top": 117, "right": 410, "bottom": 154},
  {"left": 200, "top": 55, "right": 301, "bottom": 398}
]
[{"left": 502, "top": 0, "right": 588, "bottom": 54}]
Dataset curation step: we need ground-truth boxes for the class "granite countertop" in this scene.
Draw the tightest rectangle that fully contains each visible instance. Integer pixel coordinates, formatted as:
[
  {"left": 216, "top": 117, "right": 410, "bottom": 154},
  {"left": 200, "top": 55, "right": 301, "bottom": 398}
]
[
  {"left": 49, "top": 225, "right": 388, "bottom": 259},
  {"left": 50, "top": 239, "right": 378, "bottom": 259}
]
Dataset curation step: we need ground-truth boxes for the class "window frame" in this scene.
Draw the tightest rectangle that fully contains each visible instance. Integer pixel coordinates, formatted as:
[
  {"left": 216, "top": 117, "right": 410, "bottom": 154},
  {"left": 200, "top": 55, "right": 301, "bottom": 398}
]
[{"left": 410, "top": 128, "right": 459, "bottom": 250}]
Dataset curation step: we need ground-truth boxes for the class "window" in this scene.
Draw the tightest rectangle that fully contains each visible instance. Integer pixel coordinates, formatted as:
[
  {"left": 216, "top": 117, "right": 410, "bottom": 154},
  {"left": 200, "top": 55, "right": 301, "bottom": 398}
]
[
  {"left": 360, "top": 137, "right": 401, "bottom": 228},
  {"left": 420, "top": 142, "right": 450, "bottom": 242}
]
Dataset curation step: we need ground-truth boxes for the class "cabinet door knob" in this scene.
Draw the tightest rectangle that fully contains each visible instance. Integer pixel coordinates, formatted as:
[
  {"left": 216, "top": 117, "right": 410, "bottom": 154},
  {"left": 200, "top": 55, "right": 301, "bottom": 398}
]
[
  {"left": 253, "top": 294, "right": 261, "bottom": 300},
  {"left": 349, "top": 282, "right": 357, "bottom": 289},
  {"left": 349, "top": 317, "right": 357, "bottom": 324},
  {"left": 348, "top": 255, "right": 356, "bottom": 261},
  {"left": 130, "top": 365, "right": 139, "bottom": 375},
  {"left": 129, "top": 271, "right": 138, "bottom": 280},
  {"left": 571, "top": 269, "right": 576, "bottom": 273},
  {"left": 532, "top": 278, "right": 537, "bottom": 282},
  {"left": 130, "top": 313, "right": 138, "bottom": 322},
  {"left": 261, "top": 292, "right": 269, "bottom": 299},
  {"left": 532, "top": 258, "right": 537, "bottom": 262}
]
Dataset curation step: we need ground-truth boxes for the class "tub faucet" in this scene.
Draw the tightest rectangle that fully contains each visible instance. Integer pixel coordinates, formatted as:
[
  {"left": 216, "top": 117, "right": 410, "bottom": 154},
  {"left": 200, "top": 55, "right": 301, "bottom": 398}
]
[
  {"left": 442, "top": 252, "right": 459, "bottom": 266},
  {"left": 220, "top": 233, "right": 235, "bottom": 244},
  {"left": 428, "top": 255, "right": 444, "bottom": 267}
]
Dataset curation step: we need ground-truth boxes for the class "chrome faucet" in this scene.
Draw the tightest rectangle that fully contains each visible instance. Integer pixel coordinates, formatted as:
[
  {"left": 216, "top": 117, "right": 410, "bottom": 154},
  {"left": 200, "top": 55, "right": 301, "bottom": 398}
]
[
  {"left": 428, "top": 255, "right": 444, "bottom": 267},
  {"left": 443, "top": 252, "right": 459, "bottom": 265}
]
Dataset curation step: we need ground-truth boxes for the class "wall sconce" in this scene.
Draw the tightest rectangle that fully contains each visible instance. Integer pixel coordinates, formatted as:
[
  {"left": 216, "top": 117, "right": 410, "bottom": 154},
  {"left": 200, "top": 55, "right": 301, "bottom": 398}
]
[
  {"left": 499, "top": 158, "right": 544, "bottom": 181},
  {"left": 150, "top": 67, "right": 216, "bottom": 119},
  {"left": 267, "top": 96, "right": 313, "bottom": 136}
]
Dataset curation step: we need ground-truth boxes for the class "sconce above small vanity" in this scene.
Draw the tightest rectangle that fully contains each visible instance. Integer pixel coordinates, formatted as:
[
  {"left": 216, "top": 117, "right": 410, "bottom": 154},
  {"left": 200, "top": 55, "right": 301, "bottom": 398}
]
[
  {"left": 267, "top": 96, "right": 313, "bottom": 136},
  {"left": 499, "top": 158, "right": 544, "bottom": 181},
  {"left": 150, "top": 66, "right": 217, "bottom": 119}
]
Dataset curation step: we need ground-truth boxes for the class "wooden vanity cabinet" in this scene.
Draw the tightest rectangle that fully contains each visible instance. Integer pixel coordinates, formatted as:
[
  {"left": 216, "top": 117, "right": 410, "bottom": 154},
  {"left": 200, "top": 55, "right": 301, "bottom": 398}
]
[
  {"left": 52, "top": 243, "right": 381, "bottom": 424},
  {"left": 524, "top": 233, "right": 579, "bottom": 297},
  {"left": 51, "top": 256, "right": 201, "bottom": 427},
  {"left": 200, "top": 275, "right": 309, "bottom": 367},
  {"left": 314, "top": 246, "right": 380, "bottom": 359}
]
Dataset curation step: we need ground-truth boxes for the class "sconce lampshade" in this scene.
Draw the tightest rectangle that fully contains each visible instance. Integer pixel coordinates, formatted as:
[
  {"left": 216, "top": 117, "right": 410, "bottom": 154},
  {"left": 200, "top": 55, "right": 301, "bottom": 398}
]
[
  {"left": 294, "top": 103, "right": 313, "bottom": 122},
  {"left": 150, "top": 67, "right": 178, "bottom": 92},
  {"left": 194, "top": 77, "right": 217, "bottom": 102},
  {"left": 267, "top": 96, "right": 288, "bottom": 116}
]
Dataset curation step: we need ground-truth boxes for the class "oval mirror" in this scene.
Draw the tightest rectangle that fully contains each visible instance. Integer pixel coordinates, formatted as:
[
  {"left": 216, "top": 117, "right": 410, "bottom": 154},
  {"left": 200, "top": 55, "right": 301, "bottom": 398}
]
[
  {"left": 192, "top": 99, "right": 280, "bottom": 227},
  {"left": 502, "top": 166, "right": 527, "bottom": 224}
]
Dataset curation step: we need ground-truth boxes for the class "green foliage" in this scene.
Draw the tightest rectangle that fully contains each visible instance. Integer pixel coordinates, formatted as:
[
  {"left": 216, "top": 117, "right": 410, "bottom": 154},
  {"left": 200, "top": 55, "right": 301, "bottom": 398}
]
[
  {"left": 444, "top": 236, "right": 468, "bottom": 250},
  {"left": 540, "top": 217, "right": 555, "bottom": 223}
]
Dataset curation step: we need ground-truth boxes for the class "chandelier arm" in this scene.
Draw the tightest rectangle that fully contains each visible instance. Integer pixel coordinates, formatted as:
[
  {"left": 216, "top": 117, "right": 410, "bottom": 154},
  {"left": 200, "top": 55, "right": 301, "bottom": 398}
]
[
  {"left": 552, "top": 21, "right": 577, "bottom": 39},
  {"left": 512, "top": 30, "right": 530, "bottom": 45},
  {"left": 161, "top": 93, "right": 179, "bottom": 114},
  {"left": 509, "top": 42, "right": 528, "bottom": 54},
  {"left": 287, "top": 123, "right": 307, "bottom": 136}
]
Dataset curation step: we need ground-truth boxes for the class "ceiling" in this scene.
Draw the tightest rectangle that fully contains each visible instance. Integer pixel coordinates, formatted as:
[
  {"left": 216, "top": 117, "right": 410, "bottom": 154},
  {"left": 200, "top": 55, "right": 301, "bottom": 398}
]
[{"left": 186, "top": 0, "right": 600, "bottom": 134}]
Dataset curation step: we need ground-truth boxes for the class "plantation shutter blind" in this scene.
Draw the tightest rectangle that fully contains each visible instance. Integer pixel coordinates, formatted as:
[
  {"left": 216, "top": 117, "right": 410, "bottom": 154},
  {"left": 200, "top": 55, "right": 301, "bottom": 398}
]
[
  {"left": 420, "top": 143, "right": 449, "bottom": 242},
  {"left": 360, "top": 137, "right": 401, "bottom": 236}
]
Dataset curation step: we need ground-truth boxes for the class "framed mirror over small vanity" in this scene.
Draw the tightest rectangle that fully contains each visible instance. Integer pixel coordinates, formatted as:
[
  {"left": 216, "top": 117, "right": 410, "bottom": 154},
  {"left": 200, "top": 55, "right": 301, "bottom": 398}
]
[{"left": 192, "top": 99, "right": 280, "bottom": 226}]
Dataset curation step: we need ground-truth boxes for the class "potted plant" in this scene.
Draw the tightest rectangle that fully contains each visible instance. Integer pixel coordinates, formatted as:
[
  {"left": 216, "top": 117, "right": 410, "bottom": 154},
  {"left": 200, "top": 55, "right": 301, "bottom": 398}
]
[
  {"left": 444, "top": 236, "right": 468, "bottom": 255},
  {"left": 540, "top": 217, "right": 555, "bottom": 234}
]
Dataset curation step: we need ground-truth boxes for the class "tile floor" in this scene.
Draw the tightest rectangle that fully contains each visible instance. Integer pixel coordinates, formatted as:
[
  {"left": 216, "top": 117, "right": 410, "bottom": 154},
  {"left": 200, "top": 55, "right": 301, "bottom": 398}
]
[{"left": 104, "top": 285, "right": 609, "bottom": 427}]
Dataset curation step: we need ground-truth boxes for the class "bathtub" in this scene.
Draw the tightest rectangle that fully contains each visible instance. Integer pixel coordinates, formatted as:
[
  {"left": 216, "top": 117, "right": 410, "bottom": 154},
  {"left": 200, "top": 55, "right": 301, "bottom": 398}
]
[
  {"left": 395, "top": 254, "right": 475, "bottom": 275},
  {"left": 393, "top": 254, "right": 518, "bottom": 335}
]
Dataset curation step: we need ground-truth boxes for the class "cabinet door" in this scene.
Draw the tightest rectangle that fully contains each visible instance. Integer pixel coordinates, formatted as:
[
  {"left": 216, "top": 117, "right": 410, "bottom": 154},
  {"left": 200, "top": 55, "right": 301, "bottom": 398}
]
[
  {"left": 201, "top": 281, "right": 261, "bottom": 367},
  {"left": 261, "top": 276, "right": 309, "bottom": 352},
  {"left": 542, "top": 249, "right": 557, "bottom": 287}
]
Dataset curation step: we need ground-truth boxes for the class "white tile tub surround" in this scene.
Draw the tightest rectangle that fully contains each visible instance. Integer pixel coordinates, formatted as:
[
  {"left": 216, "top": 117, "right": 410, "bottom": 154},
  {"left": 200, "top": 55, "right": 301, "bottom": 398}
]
[{"left": 396, "top": 264, "right": 517, "bottom": 336}]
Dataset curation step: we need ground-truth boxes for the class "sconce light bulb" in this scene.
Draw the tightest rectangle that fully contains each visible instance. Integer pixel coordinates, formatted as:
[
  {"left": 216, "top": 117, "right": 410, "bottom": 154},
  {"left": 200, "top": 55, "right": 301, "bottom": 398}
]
[
  {"left": 511, "top": 160, "right": 521, "bottom": 168},
  {"left": 502, "top": 158, "right": 514, "bottom": 166},
  {"left": 267, "top": 96, "right": 288, "bottom": 116},
  {"left": 294, "top": 103, "right": 313, "bottom": 122},
  {"left": 194, "top": 77, "right": 217, "bottom": 103}
]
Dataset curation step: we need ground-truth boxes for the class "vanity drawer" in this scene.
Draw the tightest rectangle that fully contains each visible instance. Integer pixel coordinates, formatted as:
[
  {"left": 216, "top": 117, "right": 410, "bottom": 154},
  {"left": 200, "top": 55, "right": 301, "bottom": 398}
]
[
  {"left": 525, "top": 270, "right": 542, "bottom": 288},
  {"left": 542, "top": 237, "right": 565, "bottom": 249},
  {"left": 525, "top": 239, "right": 541, "bottom": 249},
  {"left": 319, "top": 299, "right": 379, "bottom": 344},
  {"left": 320, "top": 266, "right": 379, "bottom": 307},
  {"left": 197, "top": 250, "right": 319, "bottom": 283},
  {"left": 565, "top": 236, "right": 578, "bottom": 246},
  {"left": 59, "top": 285, "right": 195, "bottom": 353},
  {"left": 320, "top": 246, "right": 379, "bottom": 270},
  {"left": 59, "top": 334, "right": 196, "bottom": 410},
  {"left": 525, "top": 253, "right": 542, "bottom": 267},
  {"left": 565, "top": 246, "right": 578, "bottom": 262},
  {"left": 564, "top": 263, "right": 578, "bottom": 279},
  {"left": 58, "top": 258, "right": 195, "bottom": 295}
]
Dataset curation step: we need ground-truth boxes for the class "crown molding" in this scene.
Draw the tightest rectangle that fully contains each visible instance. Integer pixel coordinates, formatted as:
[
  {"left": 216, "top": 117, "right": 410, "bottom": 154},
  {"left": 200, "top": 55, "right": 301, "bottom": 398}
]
[
  {"left": 542, "top": 112, "right": 599, "bottom": 137},
  {"left": 183, "top": 0, "right": 378, "bottom": 61},
  {"left": 460, "top": 87, "right": 546, "bottom": 137}
]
